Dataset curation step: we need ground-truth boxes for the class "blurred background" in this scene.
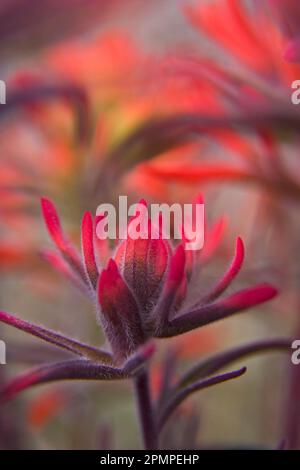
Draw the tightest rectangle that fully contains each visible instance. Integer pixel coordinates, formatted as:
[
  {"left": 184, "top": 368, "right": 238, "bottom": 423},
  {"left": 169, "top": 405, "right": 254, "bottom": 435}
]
[{"left": 0, "top": 0, "right": 299, "bottom": 449}]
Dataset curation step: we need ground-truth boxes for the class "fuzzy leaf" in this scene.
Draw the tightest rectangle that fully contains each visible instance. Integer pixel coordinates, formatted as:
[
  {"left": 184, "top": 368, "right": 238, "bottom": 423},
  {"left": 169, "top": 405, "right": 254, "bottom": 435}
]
[
  {"left": 177, "top": 338, "right": 292, "bottom": 388},
  {"left": 158, "top": 367, "right": 246, "bottom": 431},
  {"left": 0, "top": 311, "right": 112, "bottom": 363},
  {"left": 160, "top": 284, "right": 278, "bottom": 337},
  {"left": 0, "top": 359, "right": 128, "bottom": 403}
]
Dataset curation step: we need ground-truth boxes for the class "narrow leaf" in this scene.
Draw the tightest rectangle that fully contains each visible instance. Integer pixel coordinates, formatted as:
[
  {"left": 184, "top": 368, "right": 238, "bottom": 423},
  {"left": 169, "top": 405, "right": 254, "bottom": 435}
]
[
  {"left": 0, "top": 311, "right": 112, "bottom": 363},
  {"left": 200, "top": 237, "right": 245, "bottom": 303},
  {"left": 160, "top": 284, "right": 278, "bottom": 337},
  {"left": 158, "top": 367, "right": 246, "bottom": 431},
  {"left": 177, "top": 338, "right": 292, "bottom": 388},
  {"left": 0, "top": 359, "right": 128, "bottom": 403}
]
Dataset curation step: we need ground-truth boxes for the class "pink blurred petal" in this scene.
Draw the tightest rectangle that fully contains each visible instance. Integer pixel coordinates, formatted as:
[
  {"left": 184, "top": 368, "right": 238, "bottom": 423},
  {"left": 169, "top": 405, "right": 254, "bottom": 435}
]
[
  {"left": 200, "top": 217, "right": 227, "bottom": 264},
  {"left": 220, "top": 283, "right": 278, "bottom": 311},
  {"left": 41, "top": 197, "right": 86, "bottom": 282},
  {"left": 41, "top": 249, "right": 89, "bottom": 295}
]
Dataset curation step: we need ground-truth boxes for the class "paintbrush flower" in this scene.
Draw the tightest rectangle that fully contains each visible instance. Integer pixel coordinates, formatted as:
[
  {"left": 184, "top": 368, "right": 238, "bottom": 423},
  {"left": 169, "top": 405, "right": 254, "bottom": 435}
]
[
  {"left": 0, "top": 197, "right": 276, "bottom": 379},
  {"left": 0, "top": 196, "right": 287, "bottom": 450}
]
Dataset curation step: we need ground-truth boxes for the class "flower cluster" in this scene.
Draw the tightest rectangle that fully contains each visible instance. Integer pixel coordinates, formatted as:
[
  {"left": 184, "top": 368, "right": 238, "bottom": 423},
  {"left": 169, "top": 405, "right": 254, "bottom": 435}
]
[
  {"left": 0, "top": 0, "right": 298, "bottom": 450},
  {"left": 0, "top": 197, "right": 277, "bottom": 401}
]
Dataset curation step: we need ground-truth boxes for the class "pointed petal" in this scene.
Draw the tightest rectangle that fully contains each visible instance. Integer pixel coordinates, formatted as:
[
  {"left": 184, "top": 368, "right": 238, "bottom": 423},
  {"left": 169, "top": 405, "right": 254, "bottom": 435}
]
[
  {"left": 41, "top": 197, "right": 68, "bottom": 251},
  {"left": 98, "top": 259, "right": 144, "bottom": 361},
  {"left": 41, "top": 197, "right": 86, "bottom": 281},
  {"left": 201, "top": 237, "right": 245, "bottom": 303},
  {"left": 160, "top": 284, "right": 278, "bottom": 337},
  {"left": 158, "top": 367, "right": 246, "bottom": 431},
  {"left": 0, "top": 311, "right": 112, "bottom": 363},
  {"left": 81, "top": 211, "right": 99, "bottom": 289},
  {"left": 154, "top": 244, "right": 186, "bottom": 331},
  {"left": 0, "top": 360, "right": 128, "bottom": 403}
]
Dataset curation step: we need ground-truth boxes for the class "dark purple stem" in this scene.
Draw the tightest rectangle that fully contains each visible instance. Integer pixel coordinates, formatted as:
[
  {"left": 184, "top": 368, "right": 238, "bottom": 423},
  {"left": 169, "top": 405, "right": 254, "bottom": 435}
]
[{"left": 134, "top": 369, "right": 158, "bottom": 450}]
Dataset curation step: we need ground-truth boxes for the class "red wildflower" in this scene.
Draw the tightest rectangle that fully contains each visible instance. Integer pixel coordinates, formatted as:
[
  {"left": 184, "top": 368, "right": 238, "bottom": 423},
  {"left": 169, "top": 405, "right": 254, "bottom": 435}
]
[
  {"left": 0, "top": 197, "right": 276, "bottom": 366},
  {"left": 0, "top": 197, "right": 292, "bottom": 450}
]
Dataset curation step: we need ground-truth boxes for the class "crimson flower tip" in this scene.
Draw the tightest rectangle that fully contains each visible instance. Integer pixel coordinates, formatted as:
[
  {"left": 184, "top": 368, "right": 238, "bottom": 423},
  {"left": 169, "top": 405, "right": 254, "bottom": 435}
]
[
  {"left": 194, "top": 193, "right": 204, "bottom": 205},
  {"left": 107, "top": 258, "right": 119, "bottom": 275},
  {"left": 138, "top": 198, "right": 148, "bottom": 207},
  {"left": 223, "top": 283, "right": 278, "bottom": 311},
  {"left": 254, "top": 283, "right": 278, "bottom": 301},
  {"left": 168, "top": 244, "right": 186, "bottom": 286},
  {"left": 235, "top": 236, "right": 245, "bottom": 263},
  {"left": 40, "top": 197, "right": 64, "bottom": 247}
]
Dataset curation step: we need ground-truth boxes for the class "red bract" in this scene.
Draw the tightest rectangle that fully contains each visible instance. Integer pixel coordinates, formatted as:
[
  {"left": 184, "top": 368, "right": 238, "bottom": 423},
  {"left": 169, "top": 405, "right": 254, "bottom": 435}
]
[
  {"left": 0, "top": 197, "right": 288, "bottom": 450},
  {"left": 84, "top": 198, "right": 277, "bottom": 357},
  {"left": 0, "top": 197, "right": 277, "bottom": 368}
]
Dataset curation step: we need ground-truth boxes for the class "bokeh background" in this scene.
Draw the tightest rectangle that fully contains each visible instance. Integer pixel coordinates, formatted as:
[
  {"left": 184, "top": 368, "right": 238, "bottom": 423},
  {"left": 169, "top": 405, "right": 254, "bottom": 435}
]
[{"left": 0, "top": 0, "right": 299, "bottom": 449}]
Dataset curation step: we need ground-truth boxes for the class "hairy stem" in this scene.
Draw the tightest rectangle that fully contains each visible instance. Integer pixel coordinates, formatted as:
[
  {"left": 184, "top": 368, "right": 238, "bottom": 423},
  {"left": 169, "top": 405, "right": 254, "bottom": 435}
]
[{"left": 134, "top": 368, "right": 158, "bottom": 450}]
